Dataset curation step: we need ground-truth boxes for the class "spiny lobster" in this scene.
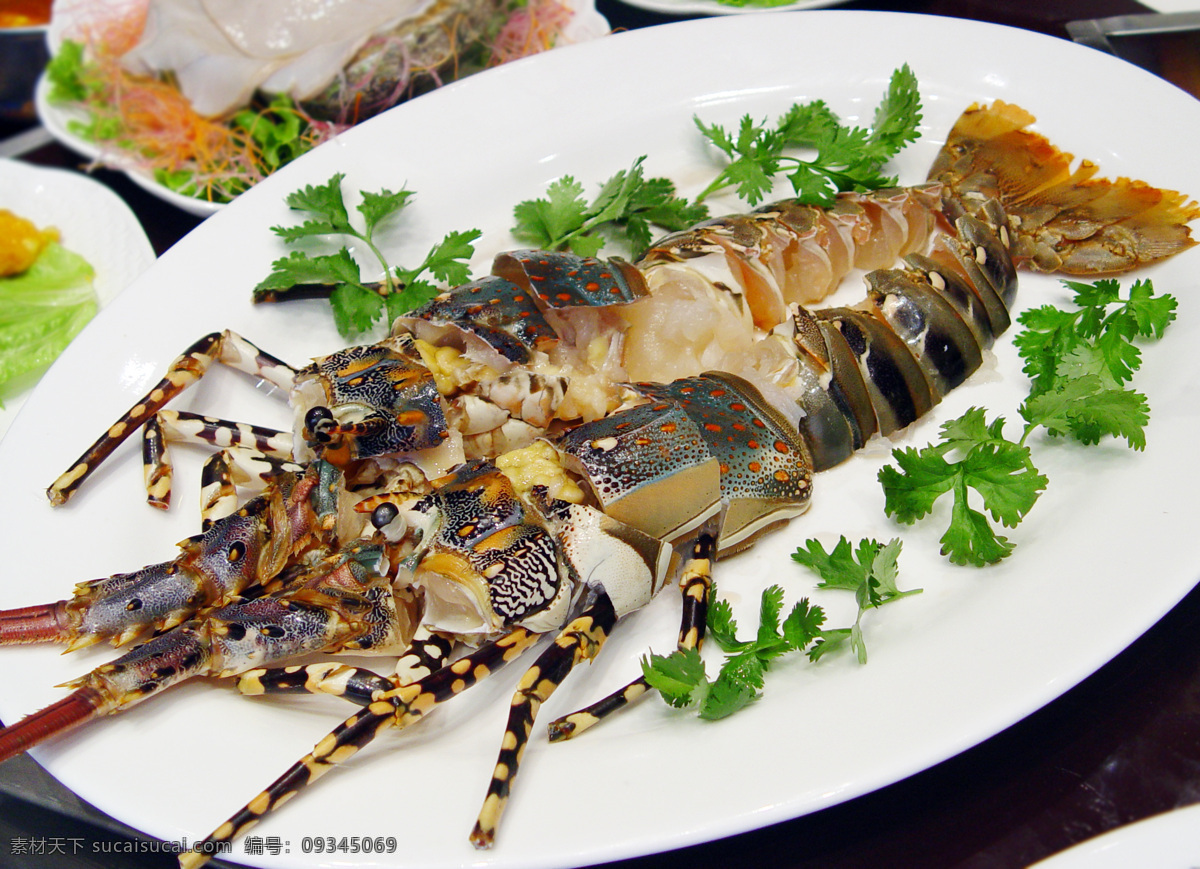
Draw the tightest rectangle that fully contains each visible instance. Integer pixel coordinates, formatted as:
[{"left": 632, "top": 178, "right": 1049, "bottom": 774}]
[{"left": 0, "top": 100, "right": 1196, "bottom": 867}]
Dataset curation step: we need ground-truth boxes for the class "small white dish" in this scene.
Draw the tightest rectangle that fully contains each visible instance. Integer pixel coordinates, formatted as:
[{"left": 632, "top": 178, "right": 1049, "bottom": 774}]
[
  {"left": 0, "top": 158, "right": 155, "bottom": 437},
  {"left": 1031, "top": 804, "right": 1200, "bottom": 868}
]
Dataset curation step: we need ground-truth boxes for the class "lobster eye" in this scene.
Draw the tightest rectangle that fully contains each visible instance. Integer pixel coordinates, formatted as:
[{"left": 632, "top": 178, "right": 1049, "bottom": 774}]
[
  {"left": 371, "top": 502, "right": 400, "bottom": 530},
  {"left": 305, "top": 406, "right": 336, "bottom": 442},
  {"left": 370, "top": 502, "right": 407, "bottom": 542}
]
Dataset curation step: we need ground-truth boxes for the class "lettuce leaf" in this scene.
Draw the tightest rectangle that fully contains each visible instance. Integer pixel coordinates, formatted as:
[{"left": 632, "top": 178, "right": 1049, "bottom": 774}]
[{"left": 0, "top": 242, "right": 98, "bottom": 395}]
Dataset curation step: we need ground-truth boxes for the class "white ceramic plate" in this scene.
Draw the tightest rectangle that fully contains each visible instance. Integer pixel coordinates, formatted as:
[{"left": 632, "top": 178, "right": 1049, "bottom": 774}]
[
  {"left": 1, "top": 10, "right": 1199, "bottom": 869},
  {"left": 35, "top": 0, "right": 612, "bottom": 218},
  {"left": 1030, "top": 804, "right": 1200, "bottom": 868},
  {"left": 0, "top": 158, "right": 154, "bottom": 438},
  {"left": 616, "top": 0, "right": 842, "bottom": 17}
]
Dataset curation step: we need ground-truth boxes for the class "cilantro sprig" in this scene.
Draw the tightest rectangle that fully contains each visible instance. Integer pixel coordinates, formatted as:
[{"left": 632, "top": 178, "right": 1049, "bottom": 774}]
[
  {"left": 641, "top": 586, "right": 825, "bottom": 720},
  {"left": 1016, "top": 278, "right": 1175, "bottom": 448},
  {"left": 642, "top": 537, "right": 915, "bottom": 719},
  {"left": 254, "top": 174, "right": 479, "bottom": 338},
  {"left": 790, "top": 536, "right": 919, "bottom": 663},
  {"left": 880, "top": 278, "right": 1176, "bottom": 565},
  {"left": 879, "top": 409, "right": 1048, "bottom": 566},
  {"left": 511, "top": 156, "right": 708, "bottom": 258},
  {"left": 509, "top": 65, "right": 921, "bottom": 258},
  {"left": 693, "top": 64, "right": 922, "bottom": 206}
]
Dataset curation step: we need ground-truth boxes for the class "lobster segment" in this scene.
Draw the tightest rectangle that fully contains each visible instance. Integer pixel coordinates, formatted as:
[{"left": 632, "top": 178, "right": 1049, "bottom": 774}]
[{"left": 930, "top": 100, "right": 1200, "bottom": 273}]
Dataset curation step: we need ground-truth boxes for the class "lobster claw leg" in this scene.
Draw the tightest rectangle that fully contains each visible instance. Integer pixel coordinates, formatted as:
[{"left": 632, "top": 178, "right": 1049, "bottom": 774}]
[
  {"left": 182, "top": 627, "right": 543, "bottom": 869},
  {"left": 547, "top": 531, "right": 716, "bottom": 742},
  {"left": 470, "top": 591, "right": 619, "bottom": 850},
  {"left": 237, "top": 661, "right": 396, "bottom": 707},
  {"left": 235, "top": 624, "right": 456, "bottom": 705},
  {"left": 47, "top": 331, "right": 298, "bottom": 507}
]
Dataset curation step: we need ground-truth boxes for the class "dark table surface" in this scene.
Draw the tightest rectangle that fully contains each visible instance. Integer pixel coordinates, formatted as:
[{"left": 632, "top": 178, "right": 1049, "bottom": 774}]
[{"left": 2, "top": 1, "right": 1198, "bottom": 868}]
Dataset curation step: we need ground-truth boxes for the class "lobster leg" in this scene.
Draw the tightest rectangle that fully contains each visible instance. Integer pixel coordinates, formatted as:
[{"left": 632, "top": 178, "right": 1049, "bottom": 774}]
[
  {"left": 195, "top": 449, "right": 303, "bottom": 528},
  {"left": 470, "top": 591, "right": 619, "bottom": 849},
  {"left": 235, "top": 625, "right": 457, "bottom": 705},
  {"left": 547, "top": 532, "right": 715, "bottom": 742},
  {"left": 144, "top": 410, "right": 296, "bottom": 512},
  {"left": 47, "top": 330, "right": 297, "bottom": 507},
  {"left": 236, "top": 662, "right": 396, "bottom": 707},
  {"left": 181, "top": 627, "right": 543, "bottom": 869}
]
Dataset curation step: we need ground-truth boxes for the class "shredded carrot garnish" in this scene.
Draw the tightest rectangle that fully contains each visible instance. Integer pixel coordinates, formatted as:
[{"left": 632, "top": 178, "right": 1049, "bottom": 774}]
[
  {"left": 54, "top": 1, "right": 341, "bottom": 203},
  {"left": 489, "top": 0, "right": 577, "bottom": 67},
  {"left": 49, "top": 0, "right": 577, "bottom": 203}
]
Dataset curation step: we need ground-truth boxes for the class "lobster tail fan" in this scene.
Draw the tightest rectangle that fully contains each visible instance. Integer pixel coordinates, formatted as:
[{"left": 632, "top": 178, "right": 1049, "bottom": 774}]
[{"left": 930, "top": 100, "right": 1200, "bottom": 274}]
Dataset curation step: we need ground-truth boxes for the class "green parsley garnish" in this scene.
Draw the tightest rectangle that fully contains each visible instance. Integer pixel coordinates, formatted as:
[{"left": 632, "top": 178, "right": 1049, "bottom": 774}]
[
  {"left": 511, "top": 156, "right": 708, "bottom": 258},
  {"left": 641, "top": 585, "right": 825, "bottom": 720},
  {"left": 254, "top": 174, "right": 479, "bottom": 338},
  {"left": 693, "top": 64, "right": 922, "bottom": 207},
  {"left": 509, "top": 66, "right": 921, "bottom": 258},
  {"left": 790, "top": 536, "right": 919, "bottom": 663},
  {"left": 1015, "top": 277, "right": 1176, "bottom": 448},
  {"left": 879, "top": 278, "right": 1176, "bottom": 565},
  {"left": 642, "top": 537, "right": 915, "bottom": 719},
  {"left": 879, "top": 409, "right": 1048, "bottom": 566}
]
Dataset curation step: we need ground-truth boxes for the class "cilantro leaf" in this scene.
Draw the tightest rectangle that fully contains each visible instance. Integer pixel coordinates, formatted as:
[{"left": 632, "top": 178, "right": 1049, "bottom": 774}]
[
  {"left": 1016, "top": 277, "right": 1174, "bottom": 450},
  {"left": 330, "top": 285, "right": 386, "bottom": 337},
  {"left": 255, "top": 175, "right": 477, "bottom": 338},
  {"left": 511, "top": 157, "right": 706, "bottom": 258},
  {"left": 699, "top": 667, "right": 760, "bottom": 720},
  {"left": 256, "top": 249, "right": 366, "bottom": 292},
  {"left": 695, "top": 65, "right": 921, "bottom": 206},
  {"left": 792, "top": 537, "right": 916, "bottom": 662},
  {"left": 282, "top": 174, "right": 354, "bottom": 234},
  {"left": 646, "top": 546, "right": 917, "bottom": 722},
  {"left": 641, "top": 648, "right": 709, "bottom": 709},
  {"left": 879, "top": 410, "right": 1047, "bottom": 566},
  {"left": 359, "top": 188, "right": 415, "bottom": 237}
]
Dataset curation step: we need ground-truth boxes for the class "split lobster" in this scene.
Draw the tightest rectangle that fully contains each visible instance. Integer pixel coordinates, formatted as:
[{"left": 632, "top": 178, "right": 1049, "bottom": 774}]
[{"left": 0, "top": 100, "right": 1196, "bottom": 867}]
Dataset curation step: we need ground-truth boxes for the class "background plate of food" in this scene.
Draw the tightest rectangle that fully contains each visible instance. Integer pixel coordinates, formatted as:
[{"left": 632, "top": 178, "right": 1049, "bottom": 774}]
[
  {"left": 615, "top": 0, "right": 846, "bottom": 17},
  {"left": 0, "top": 158, "right": 154, "bottom": 437},
  {"left": 35, "top": 0, "right": 611, "bottom": 216}
]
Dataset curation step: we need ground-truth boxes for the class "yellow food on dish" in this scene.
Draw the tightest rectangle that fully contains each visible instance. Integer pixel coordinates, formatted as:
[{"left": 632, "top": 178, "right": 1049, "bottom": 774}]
[
  {"left": 0, "top": 0, "right": 52, "bottom": 27},
  {"left": 0, "top": 210, "right": 60, "bottom": 277}
]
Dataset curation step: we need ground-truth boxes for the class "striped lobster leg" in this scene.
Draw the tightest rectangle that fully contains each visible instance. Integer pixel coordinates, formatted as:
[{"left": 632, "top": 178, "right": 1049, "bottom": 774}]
[
  {"left": 47, "top": 331, "right": 298, "bottom": 508},
  {"left": 179, "top": 627, "right": 543, "bottom": 869}
]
